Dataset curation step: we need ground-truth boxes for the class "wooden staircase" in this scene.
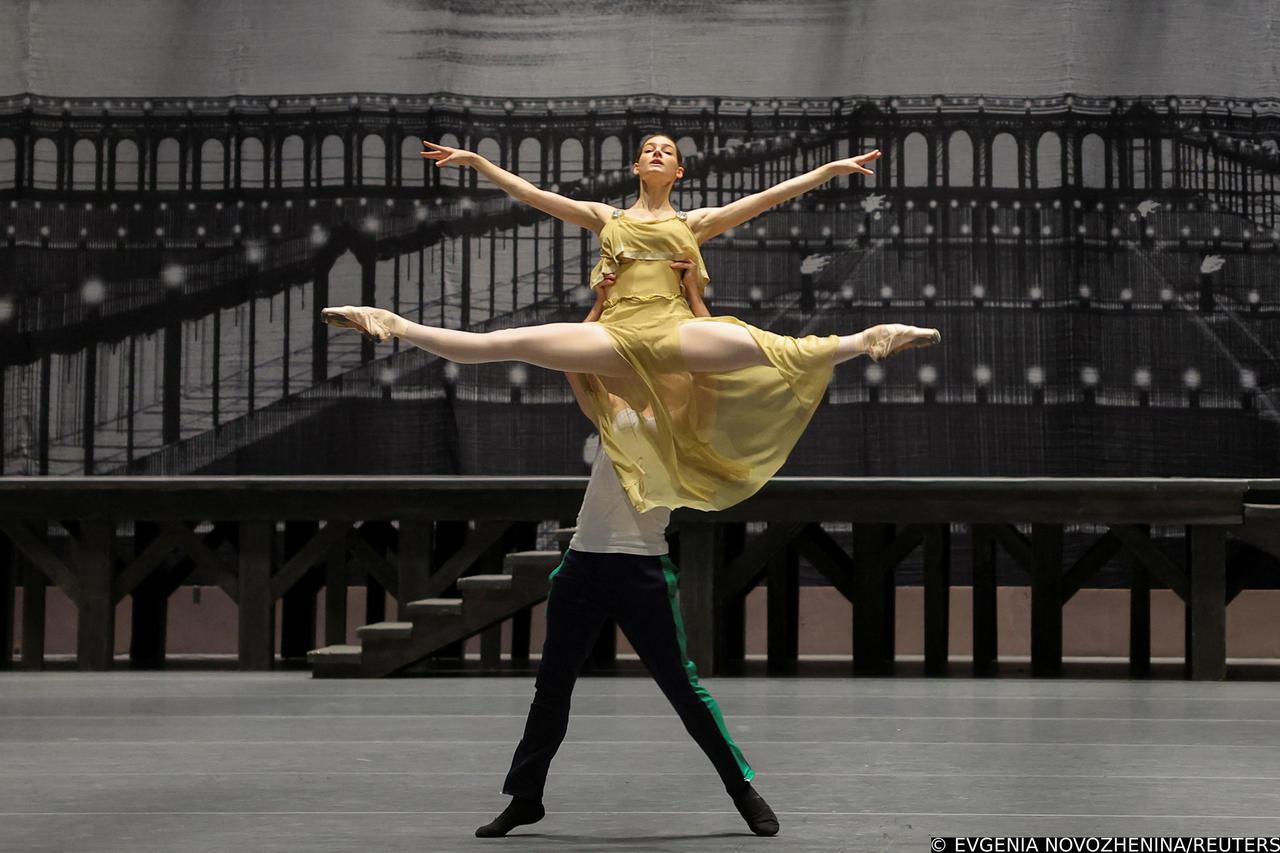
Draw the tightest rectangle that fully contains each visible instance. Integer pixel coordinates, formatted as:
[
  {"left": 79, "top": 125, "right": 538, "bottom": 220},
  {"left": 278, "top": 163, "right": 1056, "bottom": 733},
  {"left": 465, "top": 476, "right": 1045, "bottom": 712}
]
[{"left": 307, "top": 548, "right": 564, "bottom": 678}]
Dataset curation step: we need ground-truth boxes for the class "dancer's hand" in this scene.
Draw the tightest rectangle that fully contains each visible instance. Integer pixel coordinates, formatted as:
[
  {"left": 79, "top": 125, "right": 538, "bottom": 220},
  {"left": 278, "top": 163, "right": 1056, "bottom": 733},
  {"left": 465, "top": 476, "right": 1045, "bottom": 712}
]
[
  {"left": 827, "top": 148, "right": 880, "bottom": 177},
  {"left": 670, "top": 258, "right": 700, "bottom": 293},
  {"left": 584, "top": 274, "right": 614, "bottom": 322},
  {"left": 420, "top": 140, "right": 485, "bottom": 170},
  {"left": 671, "top": 259, "right": 711, "bottom": 317}
]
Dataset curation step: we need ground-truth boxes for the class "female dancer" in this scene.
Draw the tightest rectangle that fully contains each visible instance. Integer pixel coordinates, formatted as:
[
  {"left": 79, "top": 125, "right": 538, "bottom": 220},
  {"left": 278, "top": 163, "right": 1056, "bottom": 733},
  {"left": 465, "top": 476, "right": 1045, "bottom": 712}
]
[
  {"left": 475, "top": 274, "right": 778, "bottom": 837},
  {"left": 322, "top": 133, "right": 940, "bottom": 516}
]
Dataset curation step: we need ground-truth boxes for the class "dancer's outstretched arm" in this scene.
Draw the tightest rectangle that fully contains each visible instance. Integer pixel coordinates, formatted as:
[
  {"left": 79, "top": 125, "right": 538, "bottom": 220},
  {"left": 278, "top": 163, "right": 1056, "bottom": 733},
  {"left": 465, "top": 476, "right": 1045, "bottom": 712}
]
[
  {"left": 422, "top": 140, "right": 613, "bottom": 233},
  {"left": 685, "top": 149, "right": 882, "bottom": 244}
]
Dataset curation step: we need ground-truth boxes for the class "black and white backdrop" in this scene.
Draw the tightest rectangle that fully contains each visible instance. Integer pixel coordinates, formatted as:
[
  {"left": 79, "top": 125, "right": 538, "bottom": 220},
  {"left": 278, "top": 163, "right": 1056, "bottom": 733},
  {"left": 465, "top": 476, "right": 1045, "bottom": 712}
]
[{"left": 1, "top": 0, "right": 1277, "bottom": 478}]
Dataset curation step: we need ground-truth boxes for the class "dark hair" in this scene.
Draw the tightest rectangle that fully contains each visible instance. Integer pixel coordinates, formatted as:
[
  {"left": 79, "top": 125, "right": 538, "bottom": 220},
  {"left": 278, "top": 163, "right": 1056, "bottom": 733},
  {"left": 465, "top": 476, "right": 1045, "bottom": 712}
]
[{"left": 634, "top": 133, "right": 683, "bottom": 168}]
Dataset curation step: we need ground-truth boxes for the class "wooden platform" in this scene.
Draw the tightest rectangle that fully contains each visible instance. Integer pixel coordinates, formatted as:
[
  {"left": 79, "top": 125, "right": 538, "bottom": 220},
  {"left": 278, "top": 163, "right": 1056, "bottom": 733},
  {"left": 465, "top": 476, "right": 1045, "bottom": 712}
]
[
  {"left": 2, "top": 477, "right": 1278, "bottom": 679},
  {"left": 2, "top": 671, "right": 1280, "bottom": 851}
]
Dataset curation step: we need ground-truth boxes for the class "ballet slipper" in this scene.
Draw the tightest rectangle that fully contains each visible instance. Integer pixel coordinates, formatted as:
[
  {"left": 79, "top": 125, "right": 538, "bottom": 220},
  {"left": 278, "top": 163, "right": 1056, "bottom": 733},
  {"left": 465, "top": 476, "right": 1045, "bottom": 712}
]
[
  {"left": 319, "top": 305, "right": 407, "bottom": 343},
  {"left": 861, "top": 323, "right": 942, "bottom": 362}
]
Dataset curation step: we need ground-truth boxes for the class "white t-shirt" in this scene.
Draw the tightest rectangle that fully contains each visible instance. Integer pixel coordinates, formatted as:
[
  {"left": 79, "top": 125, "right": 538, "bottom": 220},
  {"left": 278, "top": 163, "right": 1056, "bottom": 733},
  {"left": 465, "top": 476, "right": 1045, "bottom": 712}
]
[{"left": 568, "top": 408, "right": 671, "bottom": 555}]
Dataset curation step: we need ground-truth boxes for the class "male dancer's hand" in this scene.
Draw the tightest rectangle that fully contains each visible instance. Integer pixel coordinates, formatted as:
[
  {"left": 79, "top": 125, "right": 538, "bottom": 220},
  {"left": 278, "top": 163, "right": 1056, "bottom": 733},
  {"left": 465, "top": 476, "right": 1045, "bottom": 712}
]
[
  {"left": 670, "top": 259, "right": 711, "bottom": 318},
  {"left": 583, "top": 273, "right": 615, "bottom": 323}
]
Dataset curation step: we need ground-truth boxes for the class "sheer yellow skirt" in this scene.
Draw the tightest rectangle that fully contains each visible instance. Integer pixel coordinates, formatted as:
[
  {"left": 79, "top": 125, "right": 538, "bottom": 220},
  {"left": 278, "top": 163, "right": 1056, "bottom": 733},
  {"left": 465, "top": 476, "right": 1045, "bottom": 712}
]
[{"left": 584, "top": 292, "right": 839, "bottom": 514}]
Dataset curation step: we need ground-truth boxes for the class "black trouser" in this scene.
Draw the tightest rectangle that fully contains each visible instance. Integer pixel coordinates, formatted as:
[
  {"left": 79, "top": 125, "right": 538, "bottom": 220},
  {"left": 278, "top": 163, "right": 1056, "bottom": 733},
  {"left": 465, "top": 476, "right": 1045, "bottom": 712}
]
[{"left": 502, "top": 547, "right": 755, "bottom": 801}]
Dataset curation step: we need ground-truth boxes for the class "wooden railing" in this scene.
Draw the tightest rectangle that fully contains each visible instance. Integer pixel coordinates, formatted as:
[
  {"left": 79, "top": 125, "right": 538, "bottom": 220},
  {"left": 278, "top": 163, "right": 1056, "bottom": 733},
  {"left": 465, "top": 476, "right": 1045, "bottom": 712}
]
[{"left": 0, "top": 476, "right": 1277, "bottom": 680}]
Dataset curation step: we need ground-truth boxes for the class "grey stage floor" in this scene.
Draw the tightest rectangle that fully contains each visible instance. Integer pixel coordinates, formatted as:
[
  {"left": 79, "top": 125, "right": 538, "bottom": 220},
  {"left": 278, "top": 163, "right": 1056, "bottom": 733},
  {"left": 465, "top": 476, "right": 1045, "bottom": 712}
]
[{"left": 2, "top": 673, "right": 1280, "bottom": 853}]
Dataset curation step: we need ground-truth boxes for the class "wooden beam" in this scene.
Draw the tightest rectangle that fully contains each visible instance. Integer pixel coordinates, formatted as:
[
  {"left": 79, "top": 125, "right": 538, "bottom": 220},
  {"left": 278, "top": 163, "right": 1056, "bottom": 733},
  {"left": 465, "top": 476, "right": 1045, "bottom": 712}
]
[
  {"left": 127, "top": 522, "right": 170, "bottom": 671},
  {"left": 1234, "top": 524, "right": 1280, "bottom": 562},
  {"left": 678, "top": 521, "right": 721, "bottom": 676},
  {"left": 884, "top": 523, "right": 925, "bottom": 571},
  {"left": 417, "top": 521, "right": 510, "bottom": 600},
  {"left": 793, "top": 523, "right": 855, "bottom": 602},
  {"left": 1061, "top": 529, "right": 1123, "bottom": 603},
  {"left": 1030, "top": 524, "right": 1063, "bottom": 676},
  {"left": 270, "top": 520, "right": 351, "bottom": 601},
  {"left": 481, "top": 623, "right": 502, "bottom": 668},
  {"left": 324, "top": 545, "right": 347, "bottom": 647},
  {"left": 113, "top": 522, "right": 182, "bottom": 603},
  {"left": 0, "top": 476, "right": 1251, "bottom": 525},
  {"left": 237, "top": 520, "right": 274, "bottom": 670},
  {"left": 715, "top": 523, "right": 747, "bottom": 669},
  {"left": 162, "top": 521, "right": 239, "bottom": 604},
  {"left": 281, "top": 521, "right": 322, "bottom": 661},
  {"left": 971, "top": 524, "right": 998, "bottom": 675},
  {"left": 347, "top": 528, "right": 400, "bottom": 598},
  {"left": 75, "top": 521, "right": 115, "bottom": 671},
  {"left": 765, "top": 532, "right": 799, "bottom": 673},
  {"left": 991, "top": 523, "right": 1033, "bottom": 574},
  {"left": 0, "top": 520, "right": 82, "bottom": 605},
  {"left": 852, "top": 523, "right": 894, "bottom": 676},
  {"left": 1184, "top": 524, "right": 1227, "bottom": 681},
  {"left": 0, "top": 538, "right": 14, "bottom": 670},
  {"left": 1111, "top": 524, "right": 1189, "bottom": 601},
  {"left": 22, "top": 559, "right": 45, "bottom": 670},
  {"left": 1128, "top": 524, "right": 1151, "bottom": 678},
  {"left": 719, "top": 521, "right": 806, "bottom": 600},
  {"left": 397, "top": 519, "right": 434, "bottom": 614},
  {"left": 923, "top": 524, "right": 950, "bottom": 675},
  {"left": 1225, "top": 548, "right": 1249, "bottom": 605}
]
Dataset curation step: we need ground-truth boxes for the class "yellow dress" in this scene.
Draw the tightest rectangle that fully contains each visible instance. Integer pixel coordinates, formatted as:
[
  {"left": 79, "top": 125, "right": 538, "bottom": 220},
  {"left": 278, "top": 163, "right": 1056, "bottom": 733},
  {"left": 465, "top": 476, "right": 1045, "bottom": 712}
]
[{"left": 583, "top": 209, "right": 839, "bottom": 514}]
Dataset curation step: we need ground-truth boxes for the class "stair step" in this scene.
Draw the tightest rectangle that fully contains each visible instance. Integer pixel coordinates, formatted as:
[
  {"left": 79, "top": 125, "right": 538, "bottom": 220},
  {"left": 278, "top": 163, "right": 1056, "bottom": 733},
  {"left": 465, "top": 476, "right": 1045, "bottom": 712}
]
[
  {"left": 404, "top": 597, "right": 463, "bottom": 618},
  {"left": 356, "top": 621, "right": 414, "bottom": 640},
  {"left": 457, "top": 574, "right": 513, "bottom": 592},
  {"left": 306, "top": 644, "right": 362, "bottom": 664},
  {"left": 1244, "top": 504, "right": 1280, "bottom": 520},
  {"left": 504, "top": 549, "right": 566, "bottom": 567},
  {"left": 504, "top": 550, "right": 565, "bottom": 583}
]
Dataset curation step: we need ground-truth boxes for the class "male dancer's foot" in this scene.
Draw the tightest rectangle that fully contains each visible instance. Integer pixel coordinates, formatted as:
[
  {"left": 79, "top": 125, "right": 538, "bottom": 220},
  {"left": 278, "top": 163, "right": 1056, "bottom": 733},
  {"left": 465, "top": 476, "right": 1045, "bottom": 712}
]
[
  {"left": 731, "top": 782, "right": 780, "bottom": 836},
  {"left": 475, "top": 794, "right": 545, "bottom": 838}
]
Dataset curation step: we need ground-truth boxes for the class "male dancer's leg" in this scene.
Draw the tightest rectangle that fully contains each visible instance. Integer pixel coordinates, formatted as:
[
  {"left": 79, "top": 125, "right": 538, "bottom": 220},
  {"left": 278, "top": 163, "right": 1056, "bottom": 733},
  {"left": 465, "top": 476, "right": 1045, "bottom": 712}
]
[
  {"left": 610, "top": 553, "right": 754, "bottom": 797},
  {"left": 501, "top": 550, "right": 609, "bottom": 801}
]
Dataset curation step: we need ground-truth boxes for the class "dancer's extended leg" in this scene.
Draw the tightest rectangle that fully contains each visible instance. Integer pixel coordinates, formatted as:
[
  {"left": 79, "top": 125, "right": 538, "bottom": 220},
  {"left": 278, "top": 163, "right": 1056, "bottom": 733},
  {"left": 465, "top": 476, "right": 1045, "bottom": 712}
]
[
  {"left": 321, "top": 305, "right": 939, "bottom": 374},
  {"left": 676, "top": 319, "right": 941, "bottom": 369},
  {"left": 321, "top": 305, "right": 634, "bottom": 376}
]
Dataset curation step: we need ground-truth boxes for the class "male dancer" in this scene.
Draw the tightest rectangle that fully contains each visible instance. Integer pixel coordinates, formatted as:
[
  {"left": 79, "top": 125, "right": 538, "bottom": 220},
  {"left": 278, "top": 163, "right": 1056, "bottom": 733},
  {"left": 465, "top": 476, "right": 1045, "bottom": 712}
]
[{"left": 475, "top": 305, "right": 780, "bottom": 839}]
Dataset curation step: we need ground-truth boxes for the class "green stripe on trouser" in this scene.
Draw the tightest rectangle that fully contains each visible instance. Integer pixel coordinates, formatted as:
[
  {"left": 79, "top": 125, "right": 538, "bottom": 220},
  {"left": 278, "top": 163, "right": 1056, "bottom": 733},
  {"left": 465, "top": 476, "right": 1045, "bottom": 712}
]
[
  {"left": 659, "top": 554, "right": 755, "bottom": 782},
  {"left": 548, "top": 550, "right": 566, "bottom": 581}
]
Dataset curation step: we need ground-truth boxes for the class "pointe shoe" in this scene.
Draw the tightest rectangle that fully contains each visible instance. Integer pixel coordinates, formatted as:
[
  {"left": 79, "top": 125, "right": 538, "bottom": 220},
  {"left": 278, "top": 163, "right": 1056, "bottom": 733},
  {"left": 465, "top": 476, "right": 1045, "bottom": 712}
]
[
  {"left": 861, "top": 323, "right": 942, "bottom": 362},
  {"left": 320, "top": 305, "right": 406, "bottom": 343}
]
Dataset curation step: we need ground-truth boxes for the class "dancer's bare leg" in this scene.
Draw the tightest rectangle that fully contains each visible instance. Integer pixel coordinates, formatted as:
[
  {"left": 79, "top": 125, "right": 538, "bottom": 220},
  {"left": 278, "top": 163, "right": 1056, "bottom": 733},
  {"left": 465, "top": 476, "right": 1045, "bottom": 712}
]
[
  {"left": 321, "top": 305, "right": 634, "bottom": 377},
  {"left": 676, "top": 320, "right": 941, "bottom": 370},
  {"left": 322, "top": 305, "right": 939, "bottom": 375}
]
